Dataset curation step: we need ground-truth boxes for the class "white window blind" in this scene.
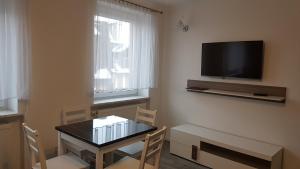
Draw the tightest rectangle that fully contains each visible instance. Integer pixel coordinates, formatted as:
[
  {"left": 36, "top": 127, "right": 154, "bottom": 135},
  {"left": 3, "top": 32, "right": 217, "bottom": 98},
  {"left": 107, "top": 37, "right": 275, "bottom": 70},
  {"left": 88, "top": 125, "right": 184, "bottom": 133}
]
[{"left": 94, "top": 0, "right": 159, "bottom": 98}]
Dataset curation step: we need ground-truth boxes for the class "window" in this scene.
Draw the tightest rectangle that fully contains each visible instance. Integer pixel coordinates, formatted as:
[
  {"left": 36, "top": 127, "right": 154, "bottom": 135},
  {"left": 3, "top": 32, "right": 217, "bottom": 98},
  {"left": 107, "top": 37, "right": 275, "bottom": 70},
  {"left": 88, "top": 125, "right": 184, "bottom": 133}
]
[
  {"left": 94, "top": 16, "right": 138, "bottom": 99},
  {"left": 0, "top": 0, "right": 29, "bottom": 112},
  {"left": 94, "top": 0, "right": 158, "bottom": 100}
]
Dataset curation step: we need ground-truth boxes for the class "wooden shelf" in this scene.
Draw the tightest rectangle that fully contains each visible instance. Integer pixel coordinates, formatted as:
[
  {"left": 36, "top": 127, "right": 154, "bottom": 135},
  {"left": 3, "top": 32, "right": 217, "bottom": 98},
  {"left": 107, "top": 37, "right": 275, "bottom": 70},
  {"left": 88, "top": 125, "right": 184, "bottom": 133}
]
[
  {"left": 187, "top": 88, "right": 285, "bottom": 103},
  {"left": 187, "top": 80, "right": 286, "bottom": 103}
]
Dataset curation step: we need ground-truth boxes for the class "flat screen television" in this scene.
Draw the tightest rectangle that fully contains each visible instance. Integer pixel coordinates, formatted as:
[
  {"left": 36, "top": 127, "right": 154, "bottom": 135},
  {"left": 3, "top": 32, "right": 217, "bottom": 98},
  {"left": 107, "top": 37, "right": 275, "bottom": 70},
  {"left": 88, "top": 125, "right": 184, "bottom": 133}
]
[{"left": 201, "top": 41, "right": 264, "bottom": 79}]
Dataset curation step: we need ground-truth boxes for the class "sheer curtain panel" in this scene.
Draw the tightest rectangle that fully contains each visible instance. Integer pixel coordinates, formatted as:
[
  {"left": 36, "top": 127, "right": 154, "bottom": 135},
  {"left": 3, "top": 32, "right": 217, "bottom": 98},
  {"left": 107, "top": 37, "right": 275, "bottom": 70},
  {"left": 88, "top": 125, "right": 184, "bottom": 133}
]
[
  {"left": 0, "top": 0, "right": 30, "bottom": 105},
  {"left": 94, "top": 0, "right": 159, "bottom": 97}
]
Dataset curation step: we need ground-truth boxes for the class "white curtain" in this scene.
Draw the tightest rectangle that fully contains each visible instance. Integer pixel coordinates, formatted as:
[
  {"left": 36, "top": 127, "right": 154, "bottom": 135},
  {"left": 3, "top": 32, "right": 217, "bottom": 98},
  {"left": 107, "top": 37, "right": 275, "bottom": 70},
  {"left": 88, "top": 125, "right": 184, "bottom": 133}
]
[
  {"left": 94, "top": 0, "right": 159, "bottom": 93},
  {"left": 0, "top": 0, "right": 30, "bottom": 102}
]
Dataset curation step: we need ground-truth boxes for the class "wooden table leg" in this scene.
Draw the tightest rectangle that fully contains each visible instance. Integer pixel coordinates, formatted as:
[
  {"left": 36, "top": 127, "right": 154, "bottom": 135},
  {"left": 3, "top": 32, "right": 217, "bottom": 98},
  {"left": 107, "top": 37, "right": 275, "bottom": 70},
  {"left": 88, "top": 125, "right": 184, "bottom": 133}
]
[
  {"left": 96, "top": 151, "right": 104, "bottom": 169},
  {"left": 57, "top": 132, "right": 65, "bottom": 155}
]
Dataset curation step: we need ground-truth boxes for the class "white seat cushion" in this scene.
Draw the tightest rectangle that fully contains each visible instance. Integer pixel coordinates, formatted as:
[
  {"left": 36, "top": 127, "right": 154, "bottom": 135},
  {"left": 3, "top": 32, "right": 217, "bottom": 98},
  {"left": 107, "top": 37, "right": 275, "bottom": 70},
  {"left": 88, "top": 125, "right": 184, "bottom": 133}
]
[
  {"left": 105, "top": 157, "right": 153, "bottom": 169},
  {"left": 33, "top": 153, "right": 89, "bottom": 169},
  {"left": 118, "top": 141, "right": 144, "bottom": 157}
]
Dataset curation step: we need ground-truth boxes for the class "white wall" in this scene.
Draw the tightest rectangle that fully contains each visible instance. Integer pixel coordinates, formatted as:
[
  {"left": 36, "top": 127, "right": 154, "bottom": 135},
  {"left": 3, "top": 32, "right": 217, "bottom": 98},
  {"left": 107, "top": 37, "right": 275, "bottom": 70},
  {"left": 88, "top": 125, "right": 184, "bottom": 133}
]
[
  {"left": 160, "top": 0, "right": 300, "bottom": 169},
  {"left": 28, "top": 0, "right": 94, "bottom": 153},
  {"left": 0, "top": 121, "right": 21, "bottom": 169}
]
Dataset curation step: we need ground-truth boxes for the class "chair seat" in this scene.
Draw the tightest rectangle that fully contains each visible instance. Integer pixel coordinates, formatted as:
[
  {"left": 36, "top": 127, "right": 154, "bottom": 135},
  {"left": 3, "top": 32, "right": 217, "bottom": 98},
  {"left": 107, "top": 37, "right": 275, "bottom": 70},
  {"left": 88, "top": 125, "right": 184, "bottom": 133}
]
[
  {"left": 117, "top": 141, "right": 144, "bottom": 157},
  {"left": 33, "top": 153, "right": 89, "bottom": 169},
  {"left": 105, "top": 157, "right": 153, "bottom": 169}
]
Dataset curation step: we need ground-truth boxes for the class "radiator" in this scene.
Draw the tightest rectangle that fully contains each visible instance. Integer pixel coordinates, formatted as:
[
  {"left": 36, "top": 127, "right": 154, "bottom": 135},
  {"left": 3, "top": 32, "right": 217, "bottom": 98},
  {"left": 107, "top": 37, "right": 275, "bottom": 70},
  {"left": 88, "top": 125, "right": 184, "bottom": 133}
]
[{"left": 0, "top": 121, "right": 21, "bottom": 169}]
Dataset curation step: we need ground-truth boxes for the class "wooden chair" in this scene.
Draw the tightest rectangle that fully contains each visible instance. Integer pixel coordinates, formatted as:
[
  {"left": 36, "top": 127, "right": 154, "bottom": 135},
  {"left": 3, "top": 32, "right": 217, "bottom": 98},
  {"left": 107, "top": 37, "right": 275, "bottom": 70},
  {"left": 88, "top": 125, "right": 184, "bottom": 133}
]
[
  {"left": 61, "top": 106, "right": 116, "bottom": 167},
  {"left": 61, "top": 105, "right": 92, "bottom": 159},
  {"left": 22, "top": 123, "right": 89, "bottom": 169},
  {"left": 117, "top": 106, "right": 157, "bottom": 158},
  {"left": 61, "top": 105, "right": 90, "bottom": 125},
  {"left": 135, "top": 106, "right": 157, "bottom": 126},
  {"left": 106, "top": 126, "right": 167, "bottom": 169}
]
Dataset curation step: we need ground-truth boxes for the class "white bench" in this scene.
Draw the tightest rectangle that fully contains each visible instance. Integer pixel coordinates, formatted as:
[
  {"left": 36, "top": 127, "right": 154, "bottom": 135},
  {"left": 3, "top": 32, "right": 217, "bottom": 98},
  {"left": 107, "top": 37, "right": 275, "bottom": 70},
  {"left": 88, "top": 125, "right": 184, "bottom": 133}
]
[{"left": 170, "top": 124, "right": 283, "bottom": 169}]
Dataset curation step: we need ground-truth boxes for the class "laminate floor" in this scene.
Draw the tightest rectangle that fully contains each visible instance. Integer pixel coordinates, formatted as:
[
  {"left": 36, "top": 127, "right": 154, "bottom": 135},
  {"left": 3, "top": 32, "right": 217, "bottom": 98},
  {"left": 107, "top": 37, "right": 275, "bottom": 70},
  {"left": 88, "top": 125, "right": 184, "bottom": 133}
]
[
  {"left": 160, "top": 141, "right": 209, "bottom": 169},
  {"left": 87, "top": 141, "right": 209, "bottom": 169}
]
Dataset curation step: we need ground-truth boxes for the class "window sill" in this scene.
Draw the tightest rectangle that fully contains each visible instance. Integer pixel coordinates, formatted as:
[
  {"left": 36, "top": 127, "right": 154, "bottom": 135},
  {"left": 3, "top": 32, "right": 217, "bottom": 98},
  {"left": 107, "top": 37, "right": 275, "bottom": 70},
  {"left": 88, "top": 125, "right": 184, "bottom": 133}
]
[
  {"left": 0, "top": 110, "right": 23, "bottom": 121},
  {"left": 92, "top": 96, "right": 149, "bottom": 110}
]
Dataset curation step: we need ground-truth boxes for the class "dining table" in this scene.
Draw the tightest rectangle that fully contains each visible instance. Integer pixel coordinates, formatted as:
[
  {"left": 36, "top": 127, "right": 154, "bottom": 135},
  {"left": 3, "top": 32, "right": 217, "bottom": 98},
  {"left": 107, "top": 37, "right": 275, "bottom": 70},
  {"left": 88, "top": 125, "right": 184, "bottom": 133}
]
[{"left": 55, "top": 115, "right": 157, "bottom": 169}]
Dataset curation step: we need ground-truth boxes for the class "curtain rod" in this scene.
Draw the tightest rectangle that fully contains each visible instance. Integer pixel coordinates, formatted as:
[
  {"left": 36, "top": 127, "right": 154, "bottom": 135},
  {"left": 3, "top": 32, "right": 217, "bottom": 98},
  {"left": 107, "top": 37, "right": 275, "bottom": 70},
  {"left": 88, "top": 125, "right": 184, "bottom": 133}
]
[{"left": 119, "top": 0, "right": 163, "bottom": 14}]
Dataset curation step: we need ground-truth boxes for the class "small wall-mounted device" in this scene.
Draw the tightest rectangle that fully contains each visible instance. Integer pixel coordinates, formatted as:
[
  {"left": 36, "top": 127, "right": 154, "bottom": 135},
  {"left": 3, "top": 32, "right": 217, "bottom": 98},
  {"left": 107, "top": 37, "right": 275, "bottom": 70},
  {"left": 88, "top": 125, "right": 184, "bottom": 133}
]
[{"left": 177, "top": 19, "right": 189, "bottom": 32}]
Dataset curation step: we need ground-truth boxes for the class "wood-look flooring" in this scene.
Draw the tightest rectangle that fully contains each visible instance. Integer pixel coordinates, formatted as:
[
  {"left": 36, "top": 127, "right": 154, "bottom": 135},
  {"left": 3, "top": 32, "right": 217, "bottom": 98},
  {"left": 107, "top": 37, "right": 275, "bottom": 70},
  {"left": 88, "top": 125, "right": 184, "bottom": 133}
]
[
  {"left": 160, "top": 141, "right": 209, "bottom": 169},
  {"left": 84, "top": 141, "right": 209, "bottom": 169}
]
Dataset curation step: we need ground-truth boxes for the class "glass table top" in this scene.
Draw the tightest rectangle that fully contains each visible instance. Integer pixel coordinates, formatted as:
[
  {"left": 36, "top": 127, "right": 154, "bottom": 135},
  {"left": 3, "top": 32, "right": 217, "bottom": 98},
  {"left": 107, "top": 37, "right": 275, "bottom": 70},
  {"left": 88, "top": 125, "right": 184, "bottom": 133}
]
[{"left": 55, "top": 115, "right": 157, "bottom": 148}]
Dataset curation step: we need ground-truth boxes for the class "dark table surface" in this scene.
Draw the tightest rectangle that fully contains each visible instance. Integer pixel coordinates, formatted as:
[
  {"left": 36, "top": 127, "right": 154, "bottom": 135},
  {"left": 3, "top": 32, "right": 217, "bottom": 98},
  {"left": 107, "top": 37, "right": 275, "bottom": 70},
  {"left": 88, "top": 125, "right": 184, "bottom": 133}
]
[{"left": 55, "top": 115, "right": 157, "bottom": 148}]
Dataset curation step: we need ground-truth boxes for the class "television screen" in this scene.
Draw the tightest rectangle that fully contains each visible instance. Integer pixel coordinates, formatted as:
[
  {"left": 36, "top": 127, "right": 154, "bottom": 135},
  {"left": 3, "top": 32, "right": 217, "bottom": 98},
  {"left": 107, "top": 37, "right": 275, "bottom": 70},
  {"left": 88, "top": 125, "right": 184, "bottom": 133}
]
[{"left": 201, "top": 41, "right": 264, "bottom": 79}]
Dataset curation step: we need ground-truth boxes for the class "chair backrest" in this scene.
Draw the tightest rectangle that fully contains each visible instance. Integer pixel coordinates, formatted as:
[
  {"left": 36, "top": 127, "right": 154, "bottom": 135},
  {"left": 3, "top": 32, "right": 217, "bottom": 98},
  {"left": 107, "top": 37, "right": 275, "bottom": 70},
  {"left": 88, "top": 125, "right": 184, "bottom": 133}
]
[
  {"left": 139, "top": 126, "right": 167, "bottom": 169},
  {"left": 135, "top": 106, "right": 157, "bottom": 126},
  {"left": 61, "top": 105, "right": 90, "bottom": 125},
  {"left": 22, "top": 123, "right": 47, "bottom": 169}
]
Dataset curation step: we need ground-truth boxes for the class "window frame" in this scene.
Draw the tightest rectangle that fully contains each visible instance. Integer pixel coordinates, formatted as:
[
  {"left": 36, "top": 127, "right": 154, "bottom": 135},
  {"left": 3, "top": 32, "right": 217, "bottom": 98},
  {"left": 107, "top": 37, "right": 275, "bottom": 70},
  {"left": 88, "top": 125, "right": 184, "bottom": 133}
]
[
  {"left": 94, "top": 89, "right": 138, "bottom": 100},
  {"left": 93, "top": 15, "right": 141, "bottom": 100}
]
